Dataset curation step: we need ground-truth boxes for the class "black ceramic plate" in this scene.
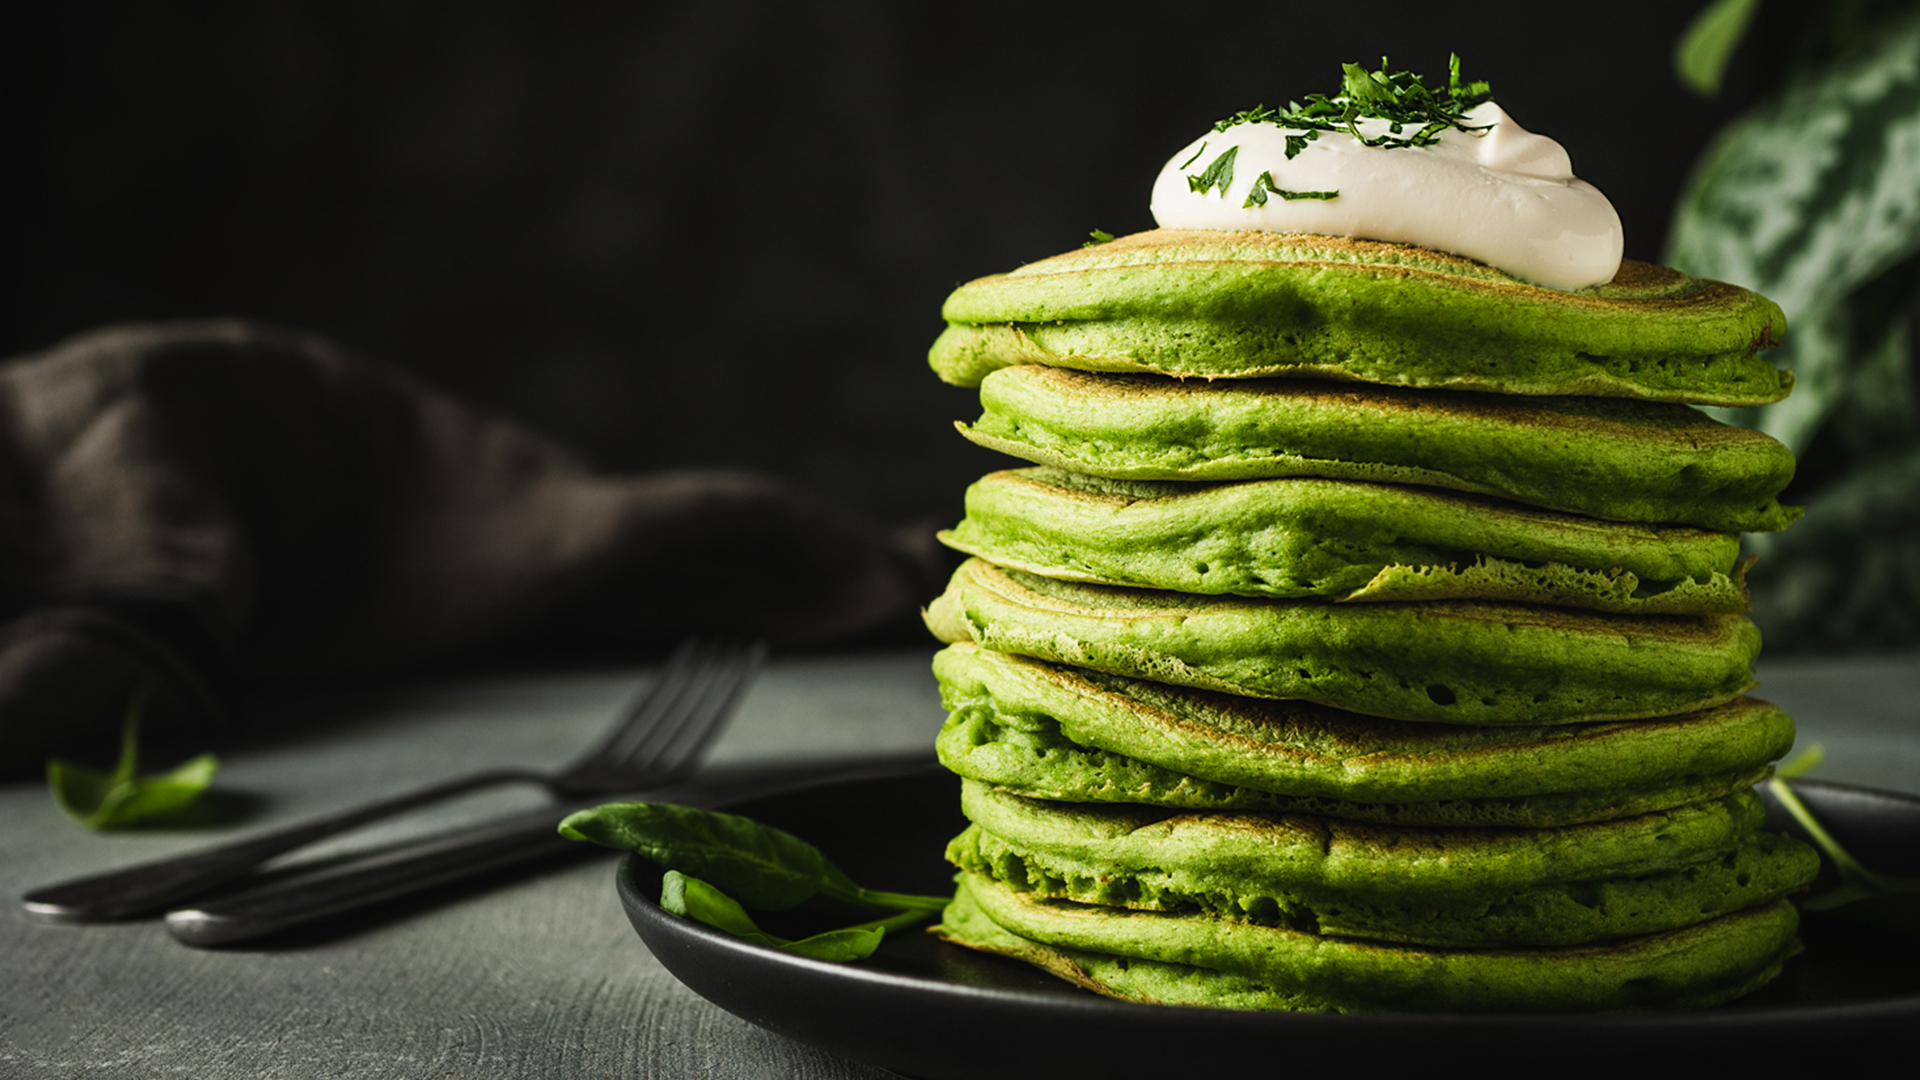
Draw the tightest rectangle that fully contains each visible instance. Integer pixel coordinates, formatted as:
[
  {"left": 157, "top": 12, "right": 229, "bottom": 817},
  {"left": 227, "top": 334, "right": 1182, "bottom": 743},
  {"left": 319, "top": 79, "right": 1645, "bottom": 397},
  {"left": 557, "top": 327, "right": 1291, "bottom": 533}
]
[{"left": 618, "top": 764, "right": 1920, "bottom": 1077}]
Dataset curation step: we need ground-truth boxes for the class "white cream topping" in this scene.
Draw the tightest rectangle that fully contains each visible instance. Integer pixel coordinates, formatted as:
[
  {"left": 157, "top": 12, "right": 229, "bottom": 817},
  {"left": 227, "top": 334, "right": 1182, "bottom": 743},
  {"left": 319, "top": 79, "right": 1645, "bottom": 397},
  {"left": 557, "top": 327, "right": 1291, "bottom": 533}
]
[{"left": 1148, "top": 101, "right": 1623, "bottom": 290}]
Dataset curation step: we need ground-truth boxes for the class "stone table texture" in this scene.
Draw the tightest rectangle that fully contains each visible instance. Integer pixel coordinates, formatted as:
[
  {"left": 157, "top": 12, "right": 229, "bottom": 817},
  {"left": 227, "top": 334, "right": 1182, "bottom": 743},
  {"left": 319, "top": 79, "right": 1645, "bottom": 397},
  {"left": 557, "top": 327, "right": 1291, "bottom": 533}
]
[{"left": 2, "top": 648, "right": 1916, "bottom": 1078}]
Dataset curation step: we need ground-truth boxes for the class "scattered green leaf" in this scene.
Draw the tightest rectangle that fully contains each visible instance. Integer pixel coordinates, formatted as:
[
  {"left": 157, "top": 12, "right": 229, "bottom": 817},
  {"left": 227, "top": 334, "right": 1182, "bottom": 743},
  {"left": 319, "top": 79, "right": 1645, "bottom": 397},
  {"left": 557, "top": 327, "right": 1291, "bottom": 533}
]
[
  {"left": 1082, "top": 229, "right": 1116, "bottom": 248},
  {"left": 1242, "top": 170, "right": 1339, "bottom": 208},
  {"left": 1185, "top": 144, "right": 1238, "bottom": 196},
  {"left": 48, "top": 674, "right": 219, "bottom": 831},
  {"left": 1674, "top": 0, "right": 1763, "bottom": 97},
  {"left": 1767, "top": 745, "right": 1920, "bottom": 933},
  {"left": 1176, "top": 141, "right": 1208, "bottom": 170}
]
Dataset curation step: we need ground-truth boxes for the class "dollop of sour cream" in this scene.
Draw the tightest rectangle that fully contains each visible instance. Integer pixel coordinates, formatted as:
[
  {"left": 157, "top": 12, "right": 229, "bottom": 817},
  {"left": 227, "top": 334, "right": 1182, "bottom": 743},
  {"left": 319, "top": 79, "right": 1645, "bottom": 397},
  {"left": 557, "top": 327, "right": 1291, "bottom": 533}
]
[{"left": 1148, "top": 101, "right": 1623, "bottom": 290}]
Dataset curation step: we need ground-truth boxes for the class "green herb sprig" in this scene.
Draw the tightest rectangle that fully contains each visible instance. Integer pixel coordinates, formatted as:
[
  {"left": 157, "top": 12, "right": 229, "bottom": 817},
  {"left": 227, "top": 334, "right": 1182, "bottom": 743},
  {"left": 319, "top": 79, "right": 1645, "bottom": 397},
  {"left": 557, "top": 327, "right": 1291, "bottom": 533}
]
[
  {"left": 1768, "top": 746, "right": 1920, "bottom": 934},
  {"left": 1213, "top": 53, "right": 1493, "bottom": 161},
  {"left": 560, "top": 801, "right": 949, "bottom": 962},
  {"left": 48, "top": 674, "right": 220, "bottom": 831}
]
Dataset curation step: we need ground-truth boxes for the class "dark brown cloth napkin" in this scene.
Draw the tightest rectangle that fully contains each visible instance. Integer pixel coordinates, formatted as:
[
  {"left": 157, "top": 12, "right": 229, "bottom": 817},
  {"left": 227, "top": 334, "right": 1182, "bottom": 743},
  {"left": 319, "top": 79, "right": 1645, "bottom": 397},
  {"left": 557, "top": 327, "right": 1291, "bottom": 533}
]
[{"left": 0, "top": 321, "right": 947, "bottom": 776}]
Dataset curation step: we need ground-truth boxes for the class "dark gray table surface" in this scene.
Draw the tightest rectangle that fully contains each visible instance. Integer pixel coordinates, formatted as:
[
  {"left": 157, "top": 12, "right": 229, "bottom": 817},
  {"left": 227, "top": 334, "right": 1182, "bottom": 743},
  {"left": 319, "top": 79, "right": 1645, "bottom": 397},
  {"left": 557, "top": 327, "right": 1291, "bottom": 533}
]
[{"left": 3, "top": 648, "right": 1916, "bottom": 1079}]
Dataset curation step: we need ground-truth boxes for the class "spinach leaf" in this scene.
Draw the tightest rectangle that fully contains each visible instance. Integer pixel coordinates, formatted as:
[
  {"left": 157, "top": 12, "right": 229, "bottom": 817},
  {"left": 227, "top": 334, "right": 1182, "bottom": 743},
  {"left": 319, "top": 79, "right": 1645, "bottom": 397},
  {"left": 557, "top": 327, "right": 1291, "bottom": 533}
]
[
  {"left": 563, "top": 801, "right": 949, "bottom": 961},
  {"left": 661, "top": 871, "right": 890, "bottom": 961},
  {"left": 48, "top": 675, "right": 220, "bottom": 831},
  {"left": 1769, "top": 747, "right": 1920, "bottom": 933},
  {"left": 559, "top": 801, "right": 948, "bottom": 913}
]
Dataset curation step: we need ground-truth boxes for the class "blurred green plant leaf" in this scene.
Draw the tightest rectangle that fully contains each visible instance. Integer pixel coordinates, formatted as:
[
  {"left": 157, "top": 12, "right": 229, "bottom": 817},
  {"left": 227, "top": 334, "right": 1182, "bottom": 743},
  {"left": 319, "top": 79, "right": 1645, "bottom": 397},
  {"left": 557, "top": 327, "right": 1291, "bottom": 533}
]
[
  {"left": 1666, "top": 5, "right": 1920, "bottom": 648},
  {"left": 1667, "top": 10, "right": 1920, "bottom": 391},
  {"left": 48, "top": 675, "right": 220, "bottom": 830},
  {"left": 1675, "top": 0, "right": 1764, "bottom": 97}
]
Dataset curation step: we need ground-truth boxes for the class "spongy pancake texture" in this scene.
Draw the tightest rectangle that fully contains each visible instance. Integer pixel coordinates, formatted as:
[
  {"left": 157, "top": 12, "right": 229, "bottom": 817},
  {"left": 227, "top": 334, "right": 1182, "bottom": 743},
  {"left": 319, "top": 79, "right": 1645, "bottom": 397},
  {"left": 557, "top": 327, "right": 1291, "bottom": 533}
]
[
  {"left": 939, "top": 874, "right": 1802, "bottom": 1013},
  {"left": 932, "top": 229, "right": 1790, "bottom": 406},
  {"left": 933, "top": 645, "right": 1794, "bottom": 826},
  {"left": 960, "top": 366, "right": 1798, "bottom": 532},
  {"left": 925, "top": 560, "right": 1761, "bottom": 725},
  {"left": 949, "top": 782, "right": 1818, "bottom": 948},
  {"left": 943, "top": 468, "right": 1751, "bottom": 614}
]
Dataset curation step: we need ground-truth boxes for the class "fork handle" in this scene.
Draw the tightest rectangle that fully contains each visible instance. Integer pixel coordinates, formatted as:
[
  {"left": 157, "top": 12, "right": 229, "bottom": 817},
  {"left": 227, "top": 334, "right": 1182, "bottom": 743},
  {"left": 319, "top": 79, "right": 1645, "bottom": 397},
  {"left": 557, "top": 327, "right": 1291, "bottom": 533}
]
[
  {"left": 165, "top": 802, "right": 586, "bottom": 947},
  {"left": 163, "top": 753, "right": 940, "bottom": 947},
  {"left": 21, "top": 767, "right": 542, "bottom": 922}
]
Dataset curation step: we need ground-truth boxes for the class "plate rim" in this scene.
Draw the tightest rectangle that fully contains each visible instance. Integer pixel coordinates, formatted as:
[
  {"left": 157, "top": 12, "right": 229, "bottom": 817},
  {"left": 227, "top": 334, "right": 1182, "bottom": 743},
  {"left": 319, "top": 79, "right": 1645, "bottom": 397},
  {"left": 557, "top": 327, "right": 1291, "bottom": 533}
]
[{"left": 615, "top": 770, "right": 1920, "bottom": 1071}]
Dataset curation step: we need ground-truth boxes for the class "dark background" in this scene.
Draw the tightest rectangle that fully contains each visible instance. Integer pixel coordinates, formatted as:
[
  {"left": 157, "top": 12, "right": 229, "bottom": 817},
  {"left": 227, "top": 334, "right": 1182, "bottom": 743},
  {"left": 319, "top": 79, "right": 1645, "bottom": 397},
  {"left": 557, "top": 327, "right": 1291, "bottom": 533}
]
[{"left": 0, "top": 1, "right": 1800, "bottom": 529}]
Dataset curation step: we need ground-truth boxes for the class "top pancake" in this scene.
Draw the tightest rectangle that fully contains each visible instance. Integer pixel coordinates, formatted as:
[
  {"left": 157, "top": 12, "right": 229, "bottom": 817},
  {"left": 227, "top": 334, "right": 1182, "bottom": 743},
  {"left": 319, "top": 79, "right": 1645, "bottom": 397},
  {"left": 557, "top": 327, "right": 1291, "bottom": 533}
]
[{"left": 932, "top": 229, "right": 1790, "bottom": 406}]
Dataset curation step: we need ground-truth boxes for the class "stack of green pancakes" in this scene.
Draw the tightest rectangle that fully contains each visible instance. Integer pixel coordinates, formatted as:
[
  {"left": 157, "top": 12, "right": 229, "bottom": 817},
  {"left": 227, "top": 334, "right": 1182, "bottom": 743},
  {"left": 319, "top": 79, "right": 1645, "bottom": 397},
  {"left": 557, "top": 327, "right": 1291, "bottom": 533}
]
[{"left": 922, "top": 229, "right": 1820, "bottom": 1013}]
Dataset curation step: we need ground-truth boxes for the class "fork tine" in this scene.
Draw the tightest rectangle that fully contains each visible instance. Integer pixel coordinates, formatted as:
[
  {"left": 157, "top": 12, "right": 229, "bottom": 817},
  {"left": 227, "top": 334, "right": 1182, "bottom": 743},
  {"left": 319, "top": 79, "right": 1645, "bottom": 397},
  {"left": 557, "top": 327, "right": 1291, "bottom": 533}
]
[
  {"left": 561, "top": 636, "right": 765, "bottom": 790},
  {"left": 561, "top": 636, "right": 707, "bottom": 770},
  {"left": 593, "top": 638, "right": 726, "bottom": 761},
  {"left": 607, "top": 637, "right": 766, "bottom": 780},
  {"left": 654, "top": 639, "right": 767, "bottom": 771}
]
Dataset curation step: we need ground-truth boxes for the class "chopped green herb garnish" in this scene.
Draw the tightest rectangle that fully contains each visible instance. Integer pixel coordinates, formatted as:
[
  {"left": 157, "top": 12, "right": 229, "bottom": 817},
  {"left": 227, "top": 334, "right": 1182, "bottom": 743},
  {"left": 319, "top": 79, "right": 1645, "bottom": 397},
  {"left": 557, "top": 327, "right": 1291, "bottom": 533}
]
[
  {"left": 1186, "top": 144, "right": 1238, "bottom": 196},
  {"left": 1243, "top": 170, "right": 1339, "bottom": 207},
  {"left": 1214, "top": 53, "right": 1493, "bottom": 159},
  {"left": 1082, "top": 229, "right": 1116, "bottom": 247},
  {"left": 1177, "top": 141, "right": 1209, "bottom": 170}
]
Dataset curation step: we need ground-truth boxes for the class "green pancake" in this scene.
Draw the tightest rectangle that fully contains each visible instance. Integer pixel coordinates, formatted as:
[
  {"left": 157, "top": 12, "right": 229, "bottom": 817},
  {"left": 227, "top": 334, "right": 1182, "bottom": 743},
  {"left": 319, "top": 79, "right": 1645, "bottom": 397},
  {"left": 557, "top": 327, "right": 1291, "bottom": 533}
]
[
  {"left": 932, "top": 229, "right": 1790, "bottom": 406},
  {"left": 939, "top": 873, "right": 1801, "bottom": 1012},
  {"left": 948, "top": 781, "right": 1817, "bottom": 948},
  {"left": 933, "top": 644, "right": 1793, "bottom": 826},
  {"left": 926, "top": 559, "right": 1761, "bottom": 725},
  {"left": 957, "top": 367, "right": 1798, "bottom": 532},
  {"left": 942, "top": 468, "right": 1751, "bottom": 615}
]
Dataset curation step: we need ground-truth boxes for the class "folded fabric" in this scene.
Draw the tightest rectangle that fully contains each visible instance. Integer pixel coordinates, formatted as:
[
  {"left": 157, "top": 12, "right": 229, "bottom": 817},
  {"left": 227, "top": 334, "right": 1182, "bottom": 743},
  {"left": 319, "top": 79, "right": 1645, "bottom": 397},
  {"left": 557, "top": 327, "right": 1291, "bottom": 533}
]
[{"left": 0, "top": 321, "right": 945, "bottom": 775}]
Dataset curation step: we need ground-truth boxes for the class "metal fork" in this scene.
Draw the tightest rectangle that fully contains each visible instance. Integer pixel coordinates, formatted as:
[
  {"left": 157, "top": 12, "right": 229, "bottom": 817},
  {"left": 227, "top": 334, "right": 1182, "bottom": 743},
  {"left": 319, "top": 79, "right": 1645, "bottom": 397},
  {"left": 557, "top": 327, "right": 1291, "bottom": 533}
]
[{"left": 22, "top": 636, "right": 767, "bottom": 922}]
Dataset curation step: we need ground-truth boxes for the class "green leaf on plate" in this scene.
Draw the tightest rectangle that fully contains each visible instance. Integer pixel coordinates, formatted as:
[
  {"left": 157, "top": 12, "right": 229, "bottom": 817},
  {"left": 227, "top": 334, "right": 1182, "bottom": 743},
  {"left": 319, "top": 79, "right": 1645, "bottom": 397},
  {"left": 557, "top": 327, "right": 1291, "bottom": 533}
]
[
  {"left": 48, "top": 674, "right": 220, "bottom": 830},
  {"left": 1767, "top": 747, "right": 1920, "bottom": 934},
  {"left": 559, "top": 801, "right": 948, "bottom": 913},
  {"left": 661, "top": 871, "right": 890, "bottom": 962},
  {"left": 565, "top": 800, "right": 950, "bottom": 962}
]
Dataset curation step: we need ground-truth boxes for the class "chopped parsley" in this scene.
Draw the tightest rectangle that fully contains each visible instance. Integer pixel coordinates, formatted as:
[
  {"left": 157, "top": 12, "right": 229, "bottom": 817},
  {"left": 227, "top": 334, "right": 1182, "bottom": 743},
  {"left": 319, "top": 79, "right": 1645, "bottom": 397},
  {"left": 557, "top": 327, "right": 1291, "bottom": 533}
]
[
  {"left": 1185, "top": 144, "right": 1238, "bottom": 196},
  {"left": 1082, "top": 229, "right": 1117, "bottom": 247},
  {"left": 1212, "top": 54, "right": 1493, "bottom": 160},
  {"left": 1243, "top": 171, "right": 1339, "bottom": 207}
]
